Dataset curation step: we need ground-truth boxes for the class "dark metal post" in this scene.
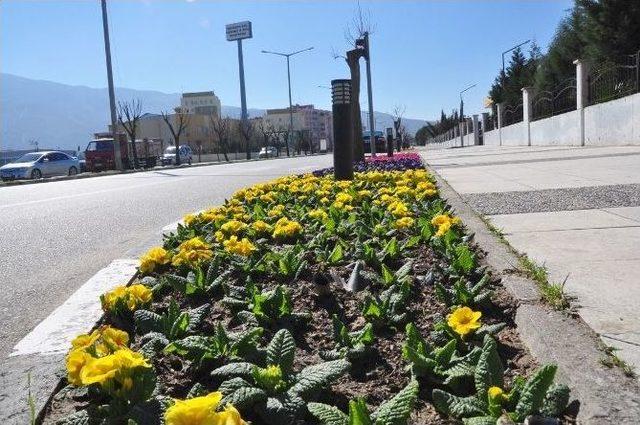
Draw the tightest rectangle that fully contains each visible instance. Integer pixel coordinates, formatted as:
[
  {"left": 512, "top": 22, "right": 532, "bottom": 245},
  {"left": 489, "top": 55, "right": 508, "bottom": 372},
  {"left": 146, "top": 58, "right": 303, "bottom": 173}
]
[
  {"left": 100, "top": 0, "right": 123, "bottom": 171},
  {"left": 386, "top": 127, "right": 394, "bottom": 157},
  {"left": 332, "top": 79, "right": 354, "bottom": 180}
]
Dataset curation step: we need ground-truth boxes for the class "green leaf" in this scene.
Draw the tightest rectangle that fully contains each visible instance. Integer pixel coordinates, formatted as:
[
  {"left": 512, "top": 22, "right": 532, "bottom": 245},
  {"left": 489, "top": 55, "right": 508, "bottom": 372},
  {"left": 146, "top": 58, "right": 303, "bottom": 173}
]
[
  {"left": 210, "top": 362, "right": 255, "bottom": 378},
  {"left": 218, "top": 377, "right": 253, "bottom": 395},
  {"left": 381, "top": 264, "right": 395, "bottom": 286},
  {"left": 267, "top": 329, "right": 296, "bottom": 374},
  {"left": 514, "top": 364, "right": 558, "bottom": 421},
  {"left": 328, "top": 243, "right": 344, "bottom": 264},
  {"left": 373, "top": 379, "right": 419, "bottom": 425},
  {"left": 224, "top": 386, "right": 268, "bottom": 410},
  {"left": 290, "top": 359, "right": 350, "bottom": 397},
  {"left": 169, "top": 312, "right": 190, "bottom": 340},
  {"left": 349, "top": 398, "right": 373, "bottom": 425},
  {"left": 434, "top": 339, "right": 457, "bottom": 365},
  {"left": 540, "top": 383, "right": 570, "bottom": 418},
  {"left": 462, "top": 417, "right": 498, "bottom": 425},
  {"left": 474, "top": 336, "right": 503, "bottom": 404},
  {"left": 134, "top": 309, "right": 163, "bottom": 335},
  {"left": 432, "top": 389, "right": 486, "bottom": 418},
  {"left": 308, "top": 402, "right": 349, "bottom": 425},
  {"left": 163, "top": 335, "right": 210, "bottom": 358}
]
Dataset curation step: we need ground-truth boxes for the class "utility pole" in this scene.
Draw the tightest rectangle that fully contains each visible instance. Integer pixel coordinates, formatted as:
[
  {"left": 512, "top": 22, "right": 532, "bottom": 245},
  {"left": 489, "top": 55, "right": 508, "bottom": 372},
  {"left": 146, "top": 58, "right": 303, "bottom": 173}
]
[
  {"left": 262, "top": 47, "right": 314, "bottom": 156},
  {"left": 100, "top": 0, "right": 123, "bottom": 171},
  {"left": 364, "top": 32, "right": 376, "bottom": 156},
  {"left": 226, "top": 21, "right": 253, "bottom": 153},
  {"left": 238, "top": 39, "right": 248, "bottom": 123}
]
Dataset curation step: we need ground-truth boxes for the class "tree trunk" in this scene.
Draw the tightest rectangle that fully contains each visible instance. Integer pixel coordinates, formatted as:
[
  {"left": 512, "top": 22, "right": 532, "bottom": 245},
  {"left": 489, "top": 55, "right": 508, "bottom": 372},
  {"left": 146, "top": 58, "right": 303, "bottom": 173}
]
[
  {"left": 174, "top": 137, "right": 181, "bottom": 166},
  {"left": 128, "top": 134, "right": 139, "bottom": 168},
  {"left": 347, "top": 49, "right": 364, "bottom": 163}
]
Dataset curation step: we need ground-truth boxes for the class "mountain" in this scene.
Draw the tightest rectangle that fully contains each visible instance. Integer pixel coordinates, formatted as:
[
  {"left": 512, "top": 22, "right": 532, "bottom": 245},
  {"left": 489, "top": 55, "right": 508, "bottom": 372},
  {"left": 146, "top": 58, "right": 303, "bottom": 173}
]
[{"left": 0, "top": 73, "right": 427, "bottom": 151}]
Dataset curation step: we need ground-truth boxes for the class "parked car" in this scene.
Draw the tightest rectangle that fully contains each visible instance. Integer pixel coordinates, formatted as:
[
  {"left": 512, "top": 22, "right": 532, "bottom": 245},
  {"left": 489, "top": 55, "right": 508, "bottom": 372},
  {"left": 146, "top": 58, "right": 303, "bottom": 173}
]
[
  {"left": 162, "top": 145, "right": 193, "bottom": 165},
  {"left": 258, "top": 146, "right": 278, "bottom": 158},
  {"left": 0, "top": 151, "right": 80, "bottom": 181},
  {"left": 74, "top": 151, "right": 87, "bottom": 173}
]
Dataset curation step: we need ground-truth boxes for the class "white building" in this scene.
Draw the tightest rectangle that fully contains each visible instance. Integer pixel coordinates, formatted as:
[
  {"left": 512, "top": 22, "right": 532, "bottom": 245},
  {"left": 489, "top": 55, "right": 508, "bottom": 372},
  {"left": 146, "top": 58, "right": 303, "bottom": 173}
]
[
  {"left": 263, "top": 104, "right": 332, "bottom": 149},
  {"left": 180, "top": 91, "right": 221, "bottom": 117}
]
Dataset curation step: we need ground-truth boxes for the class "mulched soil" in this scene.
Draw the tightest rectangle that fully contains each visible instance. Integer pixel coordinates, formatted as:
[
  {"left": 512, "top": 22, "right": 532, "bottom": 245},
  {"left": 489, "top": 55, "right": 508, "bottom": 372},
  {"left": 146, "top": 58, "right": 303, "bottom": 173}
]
[{"left": 43, "top": 235, "right": 552, "bottom": 425}]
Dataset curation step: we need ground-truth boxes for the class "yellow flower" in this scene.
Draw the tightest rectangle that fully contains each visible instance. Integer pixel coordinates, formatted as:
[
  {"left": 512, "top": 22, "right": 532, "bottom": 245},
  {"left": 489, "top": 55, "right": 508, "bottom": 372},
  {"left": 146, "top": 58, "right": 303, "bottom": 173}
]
[
  {"left": 308, "top": 209, "right": 328, "bottom": 221},
  {"left": 447, "top": 306, "right": 482, "bottom": 336},
  {"left": 71, "top": 330, "right": 100, "bottom": 350},
  {"left": 268, "top": 205, "right": 285, "bottom": 218},
  {"left": 220, "top": 220, "right": 247, "bottom": 235},
  {"left": 223, "top": 235, "right": 257, "bottom": 256},
  {"left": 335, "top": 192, "right": 353, "bottom": 204},
  {"left": 488, "top": 386, "right": 505, "bottom": 401},
  {"left": 388, "top": 201, "right": 410, "bottom": 218},
  {"left": 165, "top": 392, "right": 246, "bottom": 425},
  {"left": 66, "top": 349, "right": 92, "bottom": 386},
  {"left": 272, "top": 217, "right": 303, "bottom": 240},
  {"left": 128, "top": 284, "right": 152, "bottom": 305},
  {"left": 215, "top": 230, "right": 226, "bottom": 242},
  {"left": 112, "top": 347, "right": 151, "bottom": 369},
  {"left": 80, "top": 353, "right": 120, "bottom": 386},
  {"left": 101, "top": 326, "right": 129, "bottom": 349},
  {"left": 431, "top": 213, "right": 460, "bottom": 237},
  {"left": 431, "top": 214, "right": 450, "bottom": 226},
  {"left": 183, "top": 214, "right": 197, "bottom": 226},
  {"left": 139, "top": 246, "right": 171, "bottom": 274},
  {"left": 172, "top": 237, "right": 213, "bottom": 267},
  {"left": 357, "top": 189, "right": 372, "bottom": 198},
  {"left": 260, "top": 193, "right": 276, "bottom": 203},
  {"left": 252, "top": 220, "right": 272, "bottom": 234},
  {"left": 395, "top": 217, "right": 415, "bottom": 229}
]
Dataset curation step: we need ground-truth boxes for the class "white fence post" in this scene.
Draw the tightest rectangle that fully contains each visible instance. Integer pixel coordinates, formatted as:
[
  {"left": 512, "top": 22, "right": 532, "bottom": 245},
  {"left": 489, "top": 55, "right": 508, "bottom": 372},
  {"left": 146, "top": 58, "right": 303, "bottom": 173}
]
[
  {"left": 522, "top": 86, "right": 533, "bottom": 146},
  {"left": 497, "top": 103, "right": 503, "bottom": 146},
  {"left": 574, "top": 59, "right": 590, "bottom": 146},
  {"left": 472, "top": 114, "right": 479, "bottom": 145}
]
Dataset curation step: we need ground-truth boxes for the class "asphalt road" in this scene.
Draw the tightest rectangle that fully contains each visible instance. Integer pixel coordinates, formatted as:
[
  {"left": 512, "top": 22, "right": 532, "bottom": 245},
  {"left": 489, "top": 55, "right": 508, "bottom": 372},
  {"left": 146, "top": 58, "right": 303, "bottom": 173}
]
[{"left": 0, "top": 155, "right": 332, "bottom": 357}]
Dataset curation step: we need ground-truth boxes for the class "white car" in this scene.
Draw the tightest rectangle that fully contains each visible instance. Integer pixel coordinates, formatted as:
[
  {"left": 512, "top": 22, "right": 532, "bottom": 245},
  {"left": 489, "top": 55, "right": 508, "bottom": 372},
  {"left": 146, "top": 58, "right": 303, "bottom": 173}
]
[
  {"left": 258, "top": 146, "right": 278, "bottom": 158},
  {"left": 0, "top": 151, "right": 80, "bottom": 180},
  {"left": 162, "top": 145, "right": 193, "bottom": 165}
]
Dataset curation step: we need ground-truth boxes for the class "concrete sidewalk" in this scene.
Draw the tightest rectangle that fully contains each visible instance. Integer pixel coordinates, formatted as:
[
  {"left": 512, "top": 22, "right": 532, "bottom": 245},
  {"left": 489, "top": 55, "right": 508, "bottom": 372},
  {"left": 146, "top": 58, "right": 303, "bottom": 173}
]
[{"left": 420, "top": 145, "right": 640, "bottom": 373}]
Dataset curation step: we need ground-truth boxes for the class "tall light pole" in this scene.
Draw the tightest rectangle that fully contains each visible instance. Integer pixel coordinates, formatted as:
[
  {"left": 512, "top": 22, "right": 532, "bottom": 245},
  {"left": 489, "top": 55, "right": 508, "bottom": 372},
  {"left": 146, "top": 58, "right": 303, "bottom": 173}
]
[
  {"left": 262, "top": 47, "right": 314, "bottom": 156},
  {"left": 502, "top": 40, "right": 531, "bottom": 81},
  {"left": 100, "top": 0, "right": 123, "bottom": 171},
  {"left": 459, "top": 84, "right": 476, "bottom": 147},
  {"left": 363, "top": 32, "right": 376, "bottom": 156}
]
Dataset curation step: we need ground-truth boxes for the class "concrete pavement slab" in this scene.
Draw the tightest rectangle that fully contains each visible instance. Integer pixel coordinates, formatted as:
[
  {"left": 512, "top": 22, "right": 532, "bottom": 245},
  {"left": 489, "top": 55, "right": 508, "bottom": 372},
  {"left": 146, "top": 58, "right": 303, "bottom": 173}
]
[{"left": 604, "top": 206, "right": 640, "bottom": 223}]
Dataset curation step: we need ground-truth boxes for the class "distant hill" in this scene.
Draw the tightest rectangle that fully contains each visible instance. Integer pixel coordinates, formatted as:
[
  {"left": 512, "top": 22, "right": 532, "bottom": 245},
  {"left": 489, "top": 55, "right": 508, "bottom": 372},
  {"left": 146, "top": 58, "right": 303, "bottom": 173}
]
[{"left": 1, "top": 73, "right": 427, "bottom": 151}]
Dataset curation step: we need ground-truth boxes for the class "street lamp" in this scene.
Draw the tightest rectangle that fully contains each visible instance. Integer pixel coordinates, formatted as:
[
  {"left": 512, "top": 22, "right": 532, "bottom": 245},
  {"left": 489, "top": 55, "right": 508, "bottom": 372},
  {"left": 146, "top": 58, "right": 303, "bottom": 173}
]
[
  {"left": 262, "top": 47, "right": 314, "bottom": 156},
  {"left": 502, "top": 40, "right": 531, "bottom": 79},
  {"left": 459, "top": 83, "right": 477, "bottom": 120}
]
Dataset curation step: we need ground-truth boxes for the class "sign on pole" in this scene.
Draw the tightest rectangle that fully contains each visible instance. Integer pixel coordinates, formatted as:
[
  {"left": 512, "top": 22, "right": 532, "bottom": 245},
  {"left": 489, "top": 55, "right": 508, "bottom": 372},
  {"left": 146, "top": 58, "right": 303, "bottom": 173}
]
[{"left": 226, "top": 21, "right": 252, "bottom": 41}]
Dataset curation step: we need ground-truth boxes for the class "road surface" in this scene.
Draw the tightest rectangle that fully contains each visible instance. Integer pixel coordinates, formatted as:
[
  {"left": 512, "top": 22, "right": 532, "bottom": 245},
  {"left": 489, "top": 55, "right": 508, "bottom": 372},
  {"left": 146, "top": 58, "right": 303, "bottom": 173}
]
[{"left": 0, "top": 155, "right": 332, "bottom": 357}]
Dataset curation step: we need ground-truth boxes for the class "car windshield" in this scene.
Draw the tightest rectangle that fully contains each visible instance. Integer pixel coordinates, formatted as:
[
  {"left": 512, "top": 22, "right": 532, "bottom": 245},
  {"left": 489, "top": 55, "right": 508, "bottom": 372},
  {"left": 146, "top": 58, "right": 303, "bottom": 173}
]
[
  {"left": 165, "top": 147, "right": 176, "bottom": 154},
  {"left": 86, "top": 140, "right": 113, "bottom": 151},
  {"left": 15, "top": 153, "right": 42, "bottom": 162}
]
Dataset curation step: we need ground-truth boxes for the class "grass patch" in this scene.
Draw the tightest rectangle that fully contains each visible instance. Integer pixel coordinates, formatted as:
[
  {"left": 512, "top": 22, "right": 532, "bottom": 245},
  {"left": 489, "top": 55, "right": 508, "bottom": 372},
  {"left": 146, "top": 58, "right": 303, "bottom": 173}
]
[
  {"left": 518, "top": 255, "right": 571, "bottom": 310},
  {"left": 600, "top": 345, "right": 636, "bottom": 378}
]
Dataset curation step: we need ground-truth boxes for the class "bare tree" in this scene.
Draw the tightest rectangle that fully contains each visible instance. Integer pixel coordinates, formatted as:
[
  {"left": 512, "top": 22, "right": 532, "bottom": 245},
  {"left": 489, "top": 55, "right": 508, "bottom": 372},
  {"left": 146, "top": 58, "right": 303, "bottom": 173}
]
[
  {"left": 277, "top": 125, "right": 292, "bottom": 157},
  {"left": 161, "top": 107, "right": 190, "bottom": 166},
  {"left": 210, "top": 115, "right": 231, "bottom": 162},
  {"left": 392, "top": 104, "right": 406, "bottom": 152},
  {"left": 117, "top": 99, "right": 142, "bottom": 168},
  {"left": 239, "top": 119, "right": 254, "bottom": 160},
  {"left": 256, "top": 119, "right": 272, "bottom": 158},
  {"left": 332, "top": 2, "right": 373, "bottom": 163}
]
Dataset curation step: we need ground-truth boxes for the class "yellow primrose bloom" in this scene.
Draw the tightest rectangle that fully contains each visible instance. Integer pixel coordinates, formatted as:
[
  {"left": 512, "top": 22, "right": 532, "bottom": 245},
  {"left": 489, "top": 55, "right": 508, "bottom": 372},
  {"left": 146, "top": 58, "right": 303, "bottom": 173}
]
[
  {"left": 183, "top": 214, "right": 197, "bottom": 226},
  {"left": 357, "top": 189, "right": 372, "bottom": 198},
  {"left": 308, "top": 209, "right": 328, "bottom": 221},
  {"left": 111, "top": 347, "right": 151, "bottom": 369},
  {"left": 223, "top": 235, "right": 257, "bottom": 256},
  {"left": 165, "top": 392, "right": 246, "bottom": 425},
  {"left": 172, "top": 237, "right": 213, "bottom": 267},
  {"left": 272, "top": 217, "right": 303, "bottom": 240},
  {"left": 127, "top": 284, "right": 152, "bottom": 307},
  {"left": 71, "top": 330, "right": 101, "bottom": 351},
  {"left": 488, "top": 386, "right": 505, "bottom": 401},
  {"left": 268, "top": 204, "right": 286, "bottom": 218},
  {"left": 80, "top": 354, "right": 120, "bottom": 386},
  {"left": 252, "top": 220, "right": 272, "bottom": 235},
  {"left": 335, "top": 192, "right": 353, "bottom": 204},
  {"left": 389, "top": 201, "right": 411, "bottom": 218},
  {"left": 260, "top": 193, "right": 276, "bottom": 203},
  {"left": 215, "top": 230, "right": 226, "bottom": 243},
  {"left": 220, "top": 220, "right": 247, "bottom": 235},
  {"left": 139, "top": 246, "right": 171, "bottom": 274},
  {"left": 101, "top": 326, "right": 129, "bottom": 349},
  {"left": 320, "top": 196, "right": 330, "bottom": 204},
  {"left": 447, "top": 306, "right": 482, "bottom": 336},
  {"left": 66, "top": 349, "right": 92, "bottom": 386},
  {"left": 395, "top": 217, "right": 415, "bottom": 229}
]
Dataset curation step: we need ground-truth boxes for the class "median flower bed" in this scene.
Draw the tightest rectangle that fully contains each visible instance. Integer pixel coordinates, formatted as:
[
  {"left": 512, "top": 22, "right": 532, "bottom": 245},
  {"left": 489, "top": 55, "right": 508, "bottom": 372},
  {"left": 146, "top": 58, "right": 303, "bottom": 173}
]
[{"left": 46, "top": 155, "right": 573, "bottom": 424}]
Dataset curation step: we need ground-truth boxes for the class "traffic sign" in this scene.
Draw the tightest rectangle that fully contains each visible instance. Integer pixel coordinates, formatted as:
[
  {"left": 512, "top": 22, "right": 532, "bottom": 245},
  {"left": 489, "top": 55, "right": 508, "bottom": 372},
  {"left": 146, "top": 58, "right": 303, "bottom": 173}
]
[{"left": 226, "top": 21, "right": 252, "bottom": 41}]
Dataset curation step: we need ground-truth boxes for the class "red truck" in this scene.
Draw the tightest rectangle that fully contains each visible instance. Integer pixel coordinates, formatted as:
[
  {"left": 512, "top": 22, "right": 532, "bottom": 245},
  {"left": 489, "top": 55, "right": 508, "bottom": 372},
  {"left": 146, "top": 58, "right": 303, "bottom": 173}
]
[{"left": 85, "top": 132, "right": 163, "bottom": 172}]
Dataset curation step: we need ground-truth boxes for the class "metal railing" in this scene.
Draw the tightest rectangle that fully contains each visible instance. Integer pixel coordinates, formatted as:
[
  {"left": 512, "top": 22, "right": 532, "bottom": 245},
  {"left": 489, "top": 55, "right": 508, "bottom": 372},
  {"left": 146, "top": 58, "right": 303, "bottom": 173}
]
[
  {"left": 531, "top": 78, "right": 577, "bottom": 121},
  {"left": 502, "top": 103, "right": 523, "bottom": 126},
  {"left": 588, "top": 50, "right": 639, "bottom": 106}
]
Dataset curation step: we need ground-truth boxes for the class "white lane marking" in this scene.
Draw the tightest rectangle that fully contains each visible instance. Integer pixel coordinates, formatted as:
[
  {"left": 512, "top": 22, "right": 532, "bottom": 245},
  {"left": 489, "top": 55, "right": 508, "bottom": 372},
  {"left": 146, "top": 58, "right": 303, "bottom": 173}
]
[
  {"left": 10, "top": 259, "right": 138, "bottom": 356},
  {"left": 0, "top": 180, "right": 170, "bottom": 209}
]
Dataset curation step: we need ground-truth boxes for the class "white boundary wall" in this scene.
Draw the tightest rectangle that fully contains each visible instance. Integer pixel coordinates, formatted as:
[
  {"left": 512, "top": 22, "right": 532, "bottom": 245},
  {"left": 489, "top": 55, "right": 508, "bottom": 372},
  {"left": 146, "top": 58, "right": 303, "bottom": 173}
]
[
  {"left": 585, "top": 92, "right": 640, "bottom": 145},
  {"left": 530, "top": 109, "right": 581, "bottom": 146},
  {"left": 483, "top": 129, "right": 500, "bottom": 146},
  {"left": 501, "top": 122, "right": 527, "bottom": 146}
]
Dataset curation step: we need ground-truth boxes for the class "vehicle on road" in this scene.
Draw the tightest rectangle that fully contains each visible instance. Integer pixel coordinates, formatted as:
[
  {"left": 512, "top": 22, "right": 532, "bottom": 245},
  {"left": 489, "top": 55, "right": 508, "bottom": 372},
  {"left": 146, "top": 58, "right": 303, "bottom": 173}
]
[
  {"left": 258, "top": 146, "right": 278, "bottom": 158},
  {"left": 74, "top": 151, "right": 87, "bottom": 173},
  {"left": 0, "top": 151, "right": 80, "bottom": 181},
  {"left": 85, "top": 133, "right": 163, "bottom": 172},
  {"left": 319, "top": 139, "right": 328, "bottom": 153},
  {"left": 162, "top": 145, "right": 193, "bottom": 165},
  {"left": 363, "top": 131, "right": 386, "bottom": 153}
]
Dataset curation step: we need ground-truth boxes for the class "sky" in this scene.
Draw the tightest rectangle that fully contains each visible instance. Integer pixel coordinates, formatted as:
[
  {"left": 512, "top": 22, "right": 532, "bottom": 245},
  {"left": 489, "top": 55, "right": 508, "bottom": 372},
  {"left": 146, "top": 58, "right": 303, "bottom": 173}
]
[{"left": 1, "top": 0, "right": 573, "bottom": 121}]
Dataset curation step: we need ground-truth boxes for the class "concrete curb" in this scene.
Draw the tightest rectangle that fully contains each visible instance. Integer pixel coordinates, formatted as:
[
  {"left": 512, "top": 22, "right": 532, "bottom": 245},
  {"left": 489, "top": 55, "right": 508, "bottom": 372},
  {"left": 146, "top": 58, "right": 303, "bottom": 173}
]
[
  {"left": 0, "top": 260, "right": 140, "bottom": 423},
  {"left": 0, "top": 152, "right": 328, "bottom": 188},
  {"left": 420, "top": 151, "right": 640, "bottom": 424}
]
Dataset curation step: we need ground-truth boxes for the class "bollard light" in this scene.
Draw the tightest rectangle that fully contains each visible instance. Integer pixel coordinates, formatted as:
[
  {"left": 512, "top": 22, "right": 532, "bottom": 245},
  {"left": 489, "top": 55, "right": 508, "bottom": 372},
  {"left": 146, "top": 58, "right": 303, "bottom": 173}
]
[
  {"left": 386, "top": 127, "right": 394, "bottom": 157},
  {"left": 331, "top": 79, "right": 354, "bottom": 180}
]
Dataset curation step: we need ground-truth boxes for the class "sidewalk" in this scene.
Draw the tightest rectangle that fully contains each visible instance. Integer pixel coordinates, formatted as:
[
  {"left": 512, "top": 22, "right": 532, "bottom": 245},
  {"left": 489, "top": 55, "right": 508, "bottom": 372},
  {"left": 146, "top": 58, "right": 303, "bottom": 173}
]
[{"left": 419, "top": 145, "right": 640, "bottom": 373}]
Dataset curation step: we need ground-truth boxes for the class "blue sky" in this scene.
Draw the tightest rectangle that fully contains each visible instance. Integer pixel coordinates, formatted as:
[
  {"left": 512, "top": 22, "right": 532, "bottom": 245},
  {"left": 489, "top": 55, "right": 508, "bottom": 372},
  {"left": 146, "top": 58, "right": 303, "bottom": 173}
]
[{"left": 1, "top": 0, "right": 573, "bottom": 120}]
